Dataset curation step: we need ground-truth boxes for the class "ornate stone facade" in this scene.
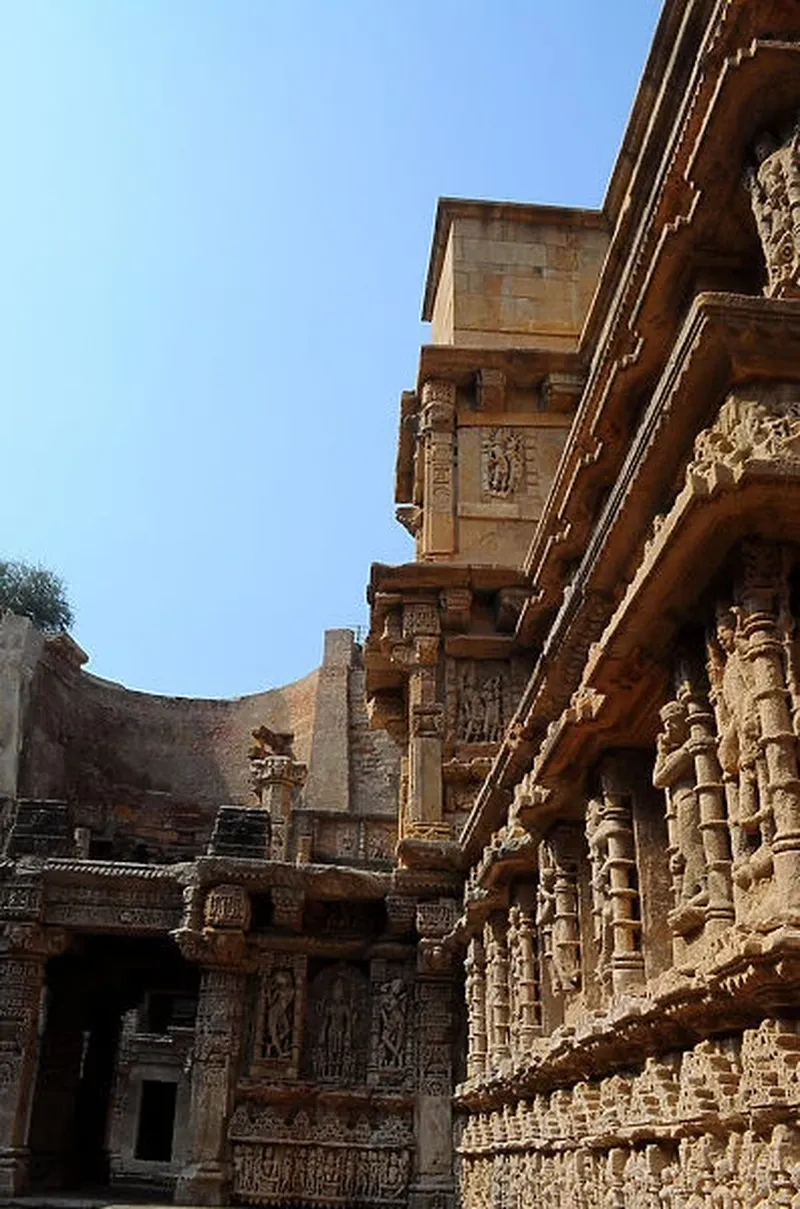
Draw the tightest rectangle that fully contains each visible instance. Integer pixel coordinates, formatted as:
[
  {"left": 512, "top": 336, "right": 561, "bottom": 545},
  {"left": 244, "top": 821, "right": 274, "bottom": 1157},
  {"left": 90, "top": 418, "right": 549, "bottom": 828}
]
[{"left": 4, "top": 5, "right": 800, "bottom": 1209}]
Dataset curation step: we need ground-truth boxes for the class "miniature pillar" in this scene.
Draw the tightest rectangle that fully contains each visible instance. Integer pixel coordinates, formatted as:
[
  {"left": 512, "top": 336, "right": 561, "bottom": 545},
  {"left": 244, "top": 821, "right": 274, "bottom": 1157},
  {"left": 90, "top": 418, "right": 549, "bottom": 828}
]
[
  {"left": 484, "top": 914, "right": 510, "bottom": 1069},
  {"left": 599, "top": 760, "right": 644, "bottom": 994},
  {"left": 513, "top": 884, "right": 541, "bottom": 1050},
  {"left": 676, "top": 656, "right": 733, "bottom": 930},
  {"left": 255, "top": 756, "right": 306, "bottom": 860},
  {"left": 739, "top": 544, "right": 800, "bottom": 907},
  {"left": 465, "top": 935, "right": 487, "bottom": 1080},
  {"left": 404, "top": 603, "right": 444, "bottom": 839}
]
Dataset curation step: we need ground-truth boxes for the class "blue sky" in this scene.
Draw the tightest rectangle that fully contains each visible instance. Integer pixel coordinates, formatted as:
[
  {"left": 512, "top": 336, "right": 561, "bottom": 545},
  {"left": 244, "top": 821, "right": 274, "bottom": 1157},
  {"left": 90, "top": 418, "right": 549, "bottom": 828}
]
[{"left": 1, "top": 1, "right": 661, "bottom": 698}]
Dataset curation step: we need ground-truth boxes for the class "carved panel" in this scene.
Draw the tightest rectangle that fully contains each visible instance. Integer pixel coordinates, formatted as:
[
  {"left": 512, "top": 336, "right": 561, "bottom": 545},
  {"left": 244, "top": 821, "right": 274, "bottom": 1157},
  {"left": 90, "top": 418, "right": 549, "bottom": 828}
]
[
  {"left": 229, "top": 1103, "right": 412, "bottom": 1205},
  {"left": 482, "top": 428, "right": 524, "bottom": 498},
  {"left": 251, "top": 952, "right": 306, "bottom": 1080},
  {"left": 303, "top": 962, "right": 370, "bottom": 1085},
  {"left": 746, "top": 120, "right": 800, "bottom": 299},
  {"left": 44, "top": 881, "right": 182, "bottom": 932}
]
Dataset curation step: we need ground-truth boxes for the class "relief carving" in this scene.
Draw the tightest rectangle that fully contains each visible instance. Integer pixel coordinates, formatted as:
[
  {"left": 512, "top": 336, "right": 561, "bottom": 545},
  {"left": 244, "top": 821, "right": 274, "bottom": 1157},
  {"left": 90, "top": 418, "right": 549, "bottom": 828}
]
[
  {"left": 374, "top": 977, "right": 410, "bottom": 1073},
  {"left": 482, "top": 428, "right": 524, "bottom": 498},
  {"left": 536, "top": 829, "right": 581, "bottom": 995},
  {"left": 305, "top": 963, "right": 369, "bottom": 1085},
  {"left": 746, "top": 119, "right": 800, "bottom": 300},
  {"left": 456, "top": 662, "right": 504, "bottom": 745},
  {"left": 653, "top": 700, "right": 708, "bottom": 935}
]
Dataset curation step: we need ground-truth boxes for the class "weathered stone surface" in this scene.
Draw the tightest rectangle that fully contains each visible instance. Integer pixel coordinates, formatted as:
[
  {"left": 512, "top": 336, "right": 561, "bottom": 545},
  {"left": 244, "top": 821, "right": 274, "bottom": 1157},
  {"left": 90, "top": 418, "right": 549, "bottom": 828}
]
[{"left": 6, "top": 5, "right": 800, "bottom": 1208}]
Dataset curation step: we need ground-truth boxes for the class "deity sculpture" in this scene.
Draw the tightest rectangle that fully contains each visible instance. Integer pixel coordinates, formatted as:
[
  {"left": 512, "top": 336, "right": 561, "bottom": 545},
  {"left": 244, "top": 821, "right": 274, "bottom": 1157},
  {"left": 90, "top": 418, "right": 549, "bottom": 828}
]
[
  {"left": 458, "top": 663, "right": 504, "bottom": 744},
  {"left": 262, "top": 969, "right": 295, "bottom": 1061},
  {"left": 653, "top": 698, "right": 708, "bottom": 934},
  {"left": 483, "top": 428, "right": 524, "bottom": 498},
  {"left": 376, "top": 978, "right": 408, "bottom": 1071},
  {"left": 707, "top": 605, "right": 774, "bottom": 883}
]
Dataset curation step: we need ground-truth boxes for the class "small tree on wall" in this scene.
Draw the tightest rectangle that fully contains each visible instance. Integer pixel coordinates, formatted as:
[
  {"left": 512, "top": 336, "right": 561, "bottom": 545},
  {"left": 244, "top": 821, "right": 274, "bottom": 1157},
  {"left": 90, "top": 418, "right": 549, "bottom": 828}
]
[{"left": 0, "top": 559, "right": 74, "bottom": 634}]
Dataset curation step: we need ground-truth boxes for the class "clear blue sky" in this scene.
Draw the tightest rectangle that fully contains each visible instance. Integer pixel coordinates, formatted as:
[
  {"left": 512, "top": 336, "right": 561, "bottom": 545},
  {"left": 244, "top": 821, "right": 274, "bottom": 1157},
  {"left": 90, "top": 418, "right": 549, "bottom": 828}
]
[{"left": 1, "top": 1, "right": 661, "bottom": 698}]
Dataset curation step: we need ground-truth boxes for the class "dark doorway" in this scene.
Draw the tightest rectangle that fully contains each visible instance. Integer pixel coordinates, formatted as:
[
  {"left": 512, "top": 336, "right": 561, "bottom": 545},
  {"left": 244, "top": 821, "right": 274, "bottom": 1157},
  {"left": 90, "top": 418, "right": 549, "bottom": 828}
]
[
  {"left": 135, "top": 1081, "right": 177, "bottom": 1162},
  {"left": 27, "top": 935, "right": 198, "bottom": 1191}
]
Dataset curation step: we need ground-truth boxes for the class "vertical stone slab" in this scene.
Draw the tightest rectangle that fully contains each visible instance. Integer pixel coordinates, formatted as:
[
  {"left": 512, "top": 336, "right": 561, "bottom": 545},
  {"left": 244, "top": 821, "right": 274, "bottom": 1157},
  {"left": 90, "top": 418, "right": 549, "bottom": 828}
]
[
  {"left": 305, "top": 629, "right": 354, "bottom": 814},
  {"left": 412, "top": 973, "right": 456, "bottom": 1209},
  {"left": 175, "top": 963, "right": 246, "bottom": 1206},
  {"left": 0, "top": 615, "right": 44, "bottom": 802},
  {"left": 419, "top": 380, "right": 456, "bottom": 559},
  {"left": 0, "top": 926, "right": 65, "bottom": 1196}
]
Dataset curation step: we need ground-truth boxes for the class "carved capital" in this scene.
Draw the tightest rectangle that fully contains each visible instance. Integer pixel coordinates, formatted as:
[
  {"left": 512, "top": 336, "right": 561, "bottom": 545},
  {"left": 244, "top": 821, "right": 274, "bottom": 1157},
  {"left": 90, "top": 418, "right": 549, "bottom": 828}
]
[
  {"left": 419, "top": 379, "right": 456, "bottom": 433},
  {"left": 204, "top": 884, "right": 251, "bottom": 931}
]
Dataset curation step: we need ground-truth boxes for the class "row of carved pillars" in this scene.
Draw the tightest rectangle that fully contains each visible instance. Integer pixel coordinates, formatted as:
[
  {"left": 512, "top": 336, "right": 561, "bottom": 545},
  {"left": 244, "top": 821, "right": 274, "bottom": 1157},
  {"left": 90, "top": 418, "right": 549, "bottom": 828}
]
[{"left": 465, "top": 888, "right": 540, "bottom": 1081}]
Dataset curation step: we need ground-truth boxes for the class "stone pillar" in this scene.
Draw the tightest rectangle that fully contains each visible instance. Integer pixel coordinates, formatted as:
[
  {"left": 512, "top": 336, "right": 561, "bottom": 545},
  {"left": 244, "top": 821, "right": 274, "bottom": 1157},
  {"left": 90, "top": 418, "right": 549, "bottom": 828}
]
[
  {"left": 465, "top": 935, "right": 487, "bottom": 1081},
  {"left": 250, "top": 755, "right": 306, "bottom": 861},
  {"left": 175, "top": 897, "right": 249, "bottom": 1207},
  {"left": 512, "top": 884, "right": 540, "bottom": 1052},
  {"left": 0, "top": 926, "right": 65, "bottom": 1195},
  {"left": 412, "top": 966, "right": 456, "bottom": 1209},
  {"left": 676, "top": 653, "right": 733, "bottom": 932},
  {"left": 419, "top": 379, "right": 456, "bottom": 559},
  {"left": 484, "top": 913, "right": 510, "bottom": 1070},
  {"left": 404, "top": 604, "right": 446, "bottom": 841},
  {"left": 738, "top": 544, "right": 800, "bottom": 908},
  {"left": 598, "top": 759, "right": 645, "bottom": 995}
]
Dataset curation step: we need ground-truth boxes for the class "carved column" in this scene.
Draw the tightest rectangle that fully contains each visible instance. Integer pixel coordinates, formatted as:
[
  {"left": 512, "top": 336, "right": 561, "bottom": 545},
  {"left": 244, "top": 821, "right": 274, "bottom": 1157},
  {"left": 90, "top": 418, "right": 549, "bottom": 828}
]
[
  {"left": 737, "top": 543, "right": 800, "bottom": 907},
  {"left": 0, "top": 925, "right": 66, "bottom": 1195},
  {"left": 404, "top": 603, "right": 446, "bottom": 842},
  {"left": 413, "top": 948, "right": 456, "bottom": 1209},
  {"left": 175, "top": 902, "right": 249, "bottom": 1206},
  {"left": 249, "top": 755, "right": 306, "bottom": 861},
  {"left": 483, "top": 913, "right": 510, "bottom": 1070},
  {"left": 465, "top": 935, "right": 487, "bottom": 1080},
  {"left": 537, "top": 828, "right": 582, "bottom": 1002},
  {"left": 512, "top": 884, "right": 540, "bottom": 1052},
  {"left": 419, "top": 379, "right": 456, "bottom": 558},
  {"left": 676, "top": 652, "right": 734, "bottom": 932},
  {"left": 597, "top": 759, "right": 644, "bottom": 994}
]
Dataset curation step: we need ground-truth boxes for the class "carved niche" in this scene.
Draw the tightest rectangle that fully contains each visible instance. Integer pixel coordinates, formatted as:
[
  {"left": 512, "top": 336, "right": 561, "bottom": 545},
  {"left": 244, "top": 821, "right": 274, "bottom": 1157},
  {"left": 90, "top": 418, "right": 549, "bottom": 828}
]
[
  {"left": 536, "top": 826, "right": 582, "bottom": 996},
  {"left": 482, "top": 428, "right": 524, "bottom": 498},
  {"left": 448, "top": 660, "right": 507, "bottom": 747},
  {"left": 368, "top": 961, "right": 414, "bottom": 1087},
  {"left": 303, "top": 961, "right": 370, "bottom": 1085},
  {"left": 251, "top": 953, "right": 305, "bottom": 1079},
  {"left": 746, "top": 118, "right": 800, "bottom": 300}
]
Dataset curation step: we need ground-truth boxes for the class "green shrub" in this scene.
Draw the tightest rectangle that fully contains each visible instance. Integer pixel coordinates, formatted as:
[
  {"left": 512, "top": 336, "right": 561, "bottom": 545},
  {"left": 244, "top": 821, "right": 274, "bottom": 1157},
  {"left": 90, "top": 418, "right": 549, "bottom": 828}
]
[{"left": 0, "top": 559, "right": 74, "bottom": 634}]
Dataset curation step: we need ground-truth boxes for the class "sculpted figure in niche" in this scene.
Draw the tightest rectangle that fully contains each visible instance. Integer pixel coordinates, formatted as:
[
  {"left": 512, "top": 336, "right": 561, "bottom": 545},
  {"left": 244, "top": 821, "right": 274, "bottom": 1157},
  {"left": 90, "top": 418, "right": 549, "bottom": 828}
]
[
  {"left": 536, "top": 841, "right": 580, "bottom": 994},
  {"left": 585, "top": 796, "right": 614, "bottom": 980},
  {"left": 707, "top": 605, "right": 774, "bottom": 882},
  {"left": 458, "top": 663, "right": 504, "bottom": 745},
  {"left": 376, "top": 978, "right": 408, "bottom": 1070},
  {"left": 483, "top": 428, "right": 524, "bottom": 498},
  {"left": 653, "top": 699, "right": 708, "bottom": 934},
  {"left": 263, "top": 969, "right": 295, "bottom": 1061},
  {"left": 314, "top": 972, "right": 358, "bottom": 1082}
]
